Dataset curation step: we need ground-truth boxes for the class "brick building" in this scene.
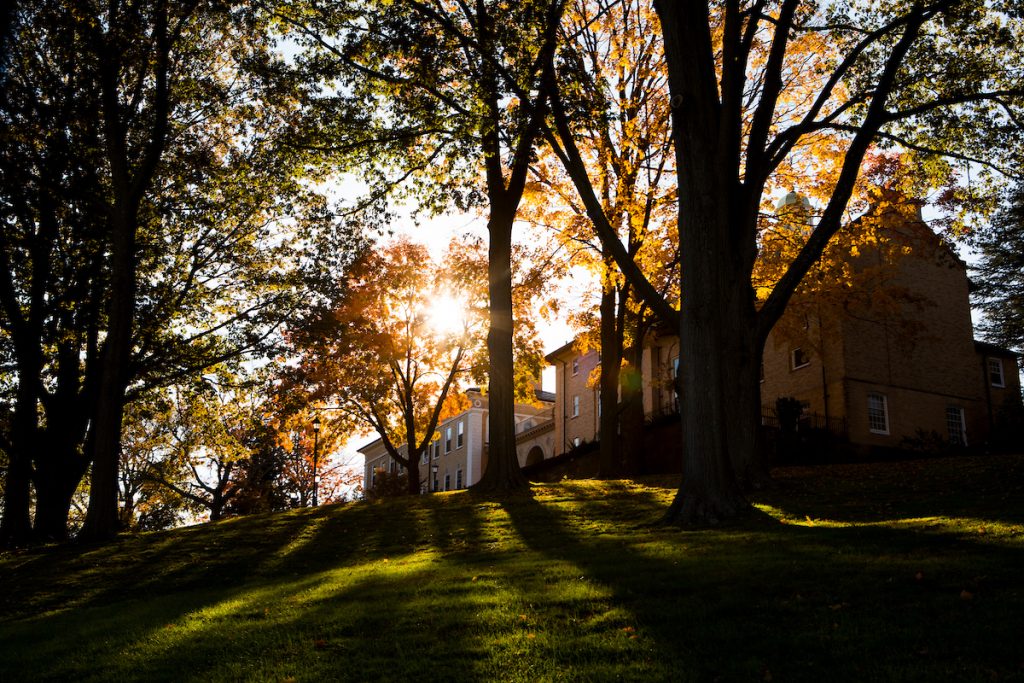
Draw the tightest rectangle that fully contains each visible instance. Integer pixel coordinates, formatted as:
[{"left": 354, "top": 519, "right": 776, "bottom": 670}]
[{"left": 547, "top": 209, "right": 1020, "bottom": 456}]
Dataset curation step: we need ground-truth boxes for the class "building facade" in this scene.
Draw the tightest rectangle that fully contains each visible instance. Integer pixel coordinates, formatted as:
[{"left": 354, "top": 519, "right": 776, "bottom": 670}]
[
  {"left": 547, "top": 214, "right": 1021, "bottom": 455},
  {"left": 360, "top": 388, "right": 555, "bottom": 493}
]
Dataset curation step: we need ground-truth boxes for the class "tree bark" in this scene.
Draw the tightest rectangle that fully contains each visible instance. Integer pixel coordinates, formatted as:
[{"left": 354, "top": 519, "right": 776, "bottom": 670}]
[
  {"left": 619, "top": 328, "right": 646, "bottom": 476},
  {"left": 657, "top": 0, "right": 751, "bottom": 525},
  {"left": 0, "top": 390, "right": 35, "bottom": 546},
  {"left": 475, "top": 203, "right": 527, "bottom": 491},
  {"left": 79, "top": 204, "right": 137, "bottom": 541},
  {"left": 597, "top": 258, "right": 623, "bottom": 478}
]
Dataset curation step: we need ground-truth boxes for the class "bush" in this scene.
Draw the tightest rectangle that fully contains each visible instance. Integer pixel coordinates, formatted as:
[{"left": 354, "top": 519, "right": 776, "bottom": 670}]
[{"left": 366, "top": 470, "right": 409, "bottom": 500}]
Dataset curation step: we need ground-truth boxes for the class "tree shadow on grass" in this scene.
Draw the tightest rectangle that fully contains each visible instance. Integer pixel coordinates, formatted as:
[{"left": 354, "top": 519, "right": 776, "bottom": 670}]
[
  {"left": 758, "top": 453, "right": 1024, "bottom": 525},
  {"left": 497, "top": 484, "right": 1024, "bottom": 680},
  {"left": 0, "top": 497, "right": 426, "bottom": 622}
]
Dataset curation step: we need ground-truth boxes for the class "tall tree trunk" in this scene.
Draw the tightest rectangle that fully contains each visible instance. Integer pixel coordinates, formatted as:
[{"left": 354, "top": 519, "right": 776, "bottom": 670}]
[
  {"left": 597, "top": 259, "right": 623, "bottom": 478},
  {"left": 0, "top": 389, "right": 35, "bottom": 546},
  {"left": 657, "top": 0, "right": 751, "bottom": 524},
  {"left": 32, "top": 423, "right": 90, "bottom": 541},
  {"left": 406, "top": 458, "right": 421, "bottom": 495},
  {"left": 1, "top": 344, "right": 44, "bottom": 546},
  {"left": 79, "top": 208, "right": 137, "bottom": 542},
  {"left": 475, "top": 204, "right": 527, "bottom": 491},
  {"left": 619, "top": 330, "right": 646, "bottom": 476},
  {"left": 663, "top": 230, "right": 750, "bottom": 524}
]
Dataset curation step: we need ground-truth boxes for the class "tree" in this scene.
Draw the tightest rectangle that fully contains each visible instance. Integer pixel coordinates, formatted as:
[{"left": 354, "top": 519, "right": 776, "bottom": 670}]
[
  {"left": 973, "top": 181, "right": 1024, "bottom": 352},
  {"left": 539, "top": 1, "right": 1023, "bottom": 523},
  {"left": 283, "top": 239, "right": 488, "bottom": 495},
  {"left": 0, "top": 0, "right": 357, "bottom": 543},
  {"left": 275, "top": 0, "right": 565, "bottom": 490},
  {"left": 522, "top": 0, "right": 677, "bottom": 477}
]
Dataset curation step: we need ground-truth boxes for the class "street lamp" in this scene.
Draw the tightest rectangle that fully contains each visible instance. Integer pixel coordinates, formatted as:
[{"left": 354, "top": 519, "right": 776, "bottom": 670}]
[
  {"left": 430, "top": 464, "right": 439, "bottom": 493},
  {"left": 312, "top": 417, "right": 321, "bottom": 506}
]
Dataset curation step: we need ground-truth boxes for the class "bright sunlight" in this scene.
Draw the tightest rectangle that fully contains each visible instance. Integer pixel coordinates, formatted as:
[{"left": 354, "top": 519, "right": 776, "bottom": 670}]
[{"left": 427, "top": 294, "right": 468, "bottom": 336}]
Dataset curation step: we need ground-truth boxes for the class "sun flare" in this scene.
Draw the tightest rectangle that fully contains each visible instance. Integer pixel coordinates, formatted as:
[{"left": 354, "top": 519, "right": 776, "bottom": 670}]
[{"left": 427, "top": 295, "right": 468, "bottom": 335}]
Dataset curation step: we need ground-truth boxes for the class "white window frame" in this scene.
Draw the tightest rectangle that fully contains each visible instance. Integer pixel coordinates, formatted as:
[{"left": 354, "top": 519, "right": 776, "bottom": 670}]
[
  {"left": 989, "top": 358, "right": 1005, "bottom": 388},
  {"left": 946, "top": 405, "right": 967, "bottom": 446},
  {"left": 456, "top": 420, "right": 464, "bottom": 448},
  {"left": 571, "top": 358, "right": 579, "bottom": 376},
  {"left": 445, "top": 426, "right": 452, "bottom": 453},
  {"left": 791, "top": 347, "right": 810, "bottom": 370},
  {"left": 571, "top": 394, "right": 580, "bottom": 418},
  {"left": 867, "top": 392, "right": 889, "bottom": 435}
]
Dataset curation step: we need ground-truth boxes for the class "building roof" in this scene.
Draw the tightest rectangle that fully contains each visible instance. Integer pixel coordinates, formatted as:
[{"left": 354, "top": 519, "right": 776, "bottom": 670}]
[
  {"left": 534, "top": 389, "right": 556, "bottom": 403},
  {"left": 975, "top": 339, "right": 1021, "bottom": 358},
  {"left": 544, "top": 339, "right": 577, "bottom": 363}
]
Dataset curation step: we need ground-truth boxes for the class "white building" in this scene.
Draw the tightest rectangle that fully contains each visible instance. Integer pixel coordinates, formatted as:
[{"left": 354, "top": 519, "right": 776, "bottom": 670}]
[{"left": 359, "top": 387, "right": 555, "bottom": 493}]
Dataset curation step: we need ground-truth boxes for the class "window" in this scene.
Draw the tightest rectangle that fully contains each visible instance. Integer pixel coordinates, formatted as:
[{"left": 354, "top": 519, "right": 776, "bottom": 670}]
[
  {"left": 571, "top": 358, "right": 579, "bottom": 376},
  {"left": 571, "top": 395, "right": 580, "bottom": 418},
  {"left": 444, "top": 473, "right": 451, "bottom": 491},
  {"left": 433, "top": 441, "right": 440, "bottom": 460},
  {"left": 867, "top": 392, "right": 889, "bottom": 435},
  {"left": 946, "top": 406, "right": 967, "bottom": 446},
  {"left": 389, "top": 460, "right": 396, "bottom": 473},
  {"left": 433, "top": 475, "right": 439, "bottom": 492},
  {"left": 457, "top": 420, "right": 464, "bottom": 448},
  {"left": 445, "top": 426, "right": 452, "bottom": 453},
  {"left": 791, "top": 347, "right": 810, "bottom": 370},
  {"left": 672, "top": 356, "right": 680, "bottom": 378},
  {"left": 421, "top": 450, "right": 429, "bottom": 465},
  {"left": 989, "top": 358, "right": 1005, "bottom": 387},
  {"left": 456, "top": 469, "right": 463, "bottom": 489}
]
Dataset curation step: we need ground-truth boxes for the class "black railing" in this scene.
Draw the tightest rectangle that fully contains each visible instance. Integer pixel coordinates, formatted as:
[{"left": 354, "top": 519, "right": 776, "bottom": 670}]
[{"left": 761, "top": 408, "right": 848, "bottom": 439}]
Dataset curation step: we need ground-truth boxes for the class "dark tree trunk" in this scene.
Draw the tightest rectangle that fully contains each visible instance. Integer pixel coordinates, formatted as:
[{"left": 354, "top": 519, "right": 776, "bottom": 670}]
[
  {"left": 406, "top": 459, "right": 421, "bottom": 495},
  {"left": 663, "top": 260, "right": 751, "bottom": 524},
  {"left": 33, "top": 466, "right": 85, "bottom": 542},
  {"left": 32, "top": 400, "right": 92, "bottom": 541},
  {"left": 597, "top": 261, "right": 623, "bottom": 479},
  {"left": 619, "top": 333, "right": 646, "bottom": 476},
  {"left": 475, "top": 203, "right": 527, "bottom": 491},
  {"left": 1, "top": 366, "right": 40, "bottom": 546},
  {"left": 0, "top": 437, "right": 33, "bottom": 547},
  {"left": 79, "top": 208, "right": 136, "bottom": 542},
  {"left": 657, "top": 1, "right": 751, "bottom": 525}
]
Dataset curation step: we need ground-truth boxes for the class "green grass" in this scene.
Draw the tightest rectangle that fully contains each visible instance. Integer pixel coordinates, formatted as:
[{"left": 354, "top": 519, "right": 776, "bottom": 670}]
[{"left": 2, "top": 455, "right": 1024, "bottom": 682}]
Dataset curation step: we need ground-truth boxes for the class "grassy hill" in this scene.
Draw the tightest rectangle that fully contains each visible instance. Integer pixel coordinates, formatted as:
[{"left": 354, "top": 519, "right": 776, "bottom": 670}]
[{"left": 2, "top": 455, "right": 1023, "bottom": 682}]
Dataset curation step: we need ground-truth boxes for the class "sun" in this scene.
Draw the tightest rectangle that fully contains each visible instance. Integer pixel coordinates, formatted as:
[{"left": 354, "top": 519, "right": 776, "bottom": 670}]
[{"left": 427, "top": 295, "right": 468, "bottom": 336}]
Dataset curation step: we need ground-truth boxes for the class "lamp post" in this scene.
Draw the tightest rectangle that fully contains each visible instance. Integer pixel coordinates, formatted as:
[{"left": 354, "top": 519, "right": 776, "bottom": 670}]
[{"left": 312, "top": 417, "right": 321, "bottom": 506}]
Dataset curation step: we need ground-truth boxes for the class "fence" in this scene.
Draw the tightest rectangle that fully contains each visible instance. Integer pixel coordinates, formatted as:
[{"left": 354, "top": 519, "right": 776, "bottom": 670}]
[{"left": 760, "top": 407, "right": 848, "bottom": 440}]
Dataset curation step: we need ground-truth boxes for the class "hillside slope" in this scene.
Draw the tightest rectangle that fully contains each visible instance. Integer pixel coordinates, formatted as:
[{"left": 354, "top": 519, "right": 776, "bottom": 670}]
[{"left": 2, "top": 455, "right": 1023, "bottom": 682}]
